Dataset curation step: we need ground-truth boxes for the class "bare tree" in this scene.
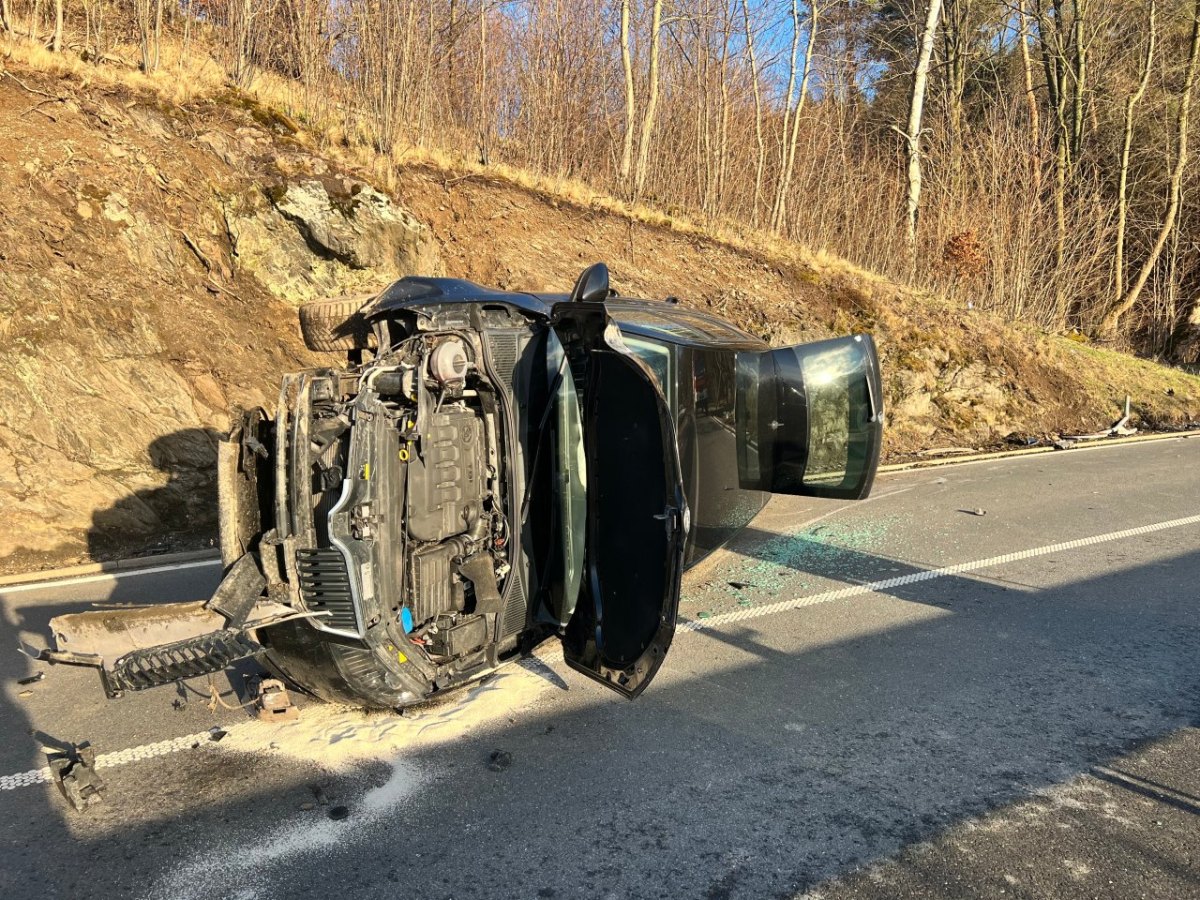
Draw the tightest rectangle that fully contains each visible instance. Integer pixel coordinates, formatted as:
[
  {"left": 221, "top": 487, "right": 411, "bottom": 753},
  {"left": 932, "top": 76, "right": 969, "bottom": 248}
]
[
  {"left": 619, "top": 0, "right": 636, "bottom": 191},
  {"left": 52, "top": 0, "right": 62, "bottom": 51},
  {"left": 741, "top": 0, "right": 766, "bottom": 224},
  {"left": 771, "top": 0, "right": 818, "bottom": 234},
  {"left": 1102, "top": 0, "right": 1200, "bottom": 337},
  {"left": 1113, "top": 0, "right": 1156, "bottom": 300},
  {"left": 633, "top": 0, "right": 663, "bottom": 199},
  {"left": 902, "top": 0, "right": 944, "bottom": 250},
  {"left": 0, "top": 0, "right": 11, "bottom": 35}
]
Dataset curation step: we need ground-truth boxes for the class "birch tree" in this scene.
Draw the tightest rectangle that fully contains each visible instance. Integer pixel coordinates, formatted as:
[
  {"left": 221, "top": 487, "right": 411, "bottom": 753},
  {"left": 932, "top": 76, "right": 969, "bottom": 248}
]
[
  {"left": 633, "top": 0, "right": 663, "bottom": 200},
  {"left": 902, "top": 0, "right": 944, "bottom": 250},
  {"left": 619, "top": 0, "right": 636, "bottom": 191},
  {"left": 771, "top": 0, "right": 818, "bottom": 234}
]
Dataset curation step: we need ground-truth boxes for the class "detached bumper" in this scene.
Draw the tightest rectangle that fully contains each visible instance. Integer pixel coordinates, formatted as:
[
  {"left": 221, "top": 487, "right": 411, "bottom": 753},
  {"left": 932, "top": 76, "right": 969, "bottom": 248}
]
[{"left": 33, "top": 554, "right": 289, "bottom": 698}]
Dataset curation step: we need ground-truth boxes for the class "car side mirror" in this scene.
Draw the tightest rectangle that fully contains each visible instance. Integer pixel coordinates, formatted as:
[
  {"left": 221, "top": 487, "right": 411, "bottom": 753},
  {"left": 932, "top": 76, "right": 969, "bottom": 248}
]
[{"left": 569, "top": 262, "right": 610, "bottom": 303}]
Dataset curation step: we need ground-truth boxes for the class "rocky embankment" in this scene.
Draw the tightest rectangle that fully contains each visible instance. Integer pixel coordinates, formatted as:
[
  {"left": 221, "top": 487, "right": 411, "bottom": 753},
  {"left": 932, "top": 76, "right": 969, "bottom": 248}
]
[{"left": 1, "top": 62, "right": 1198, "bottom": 573}]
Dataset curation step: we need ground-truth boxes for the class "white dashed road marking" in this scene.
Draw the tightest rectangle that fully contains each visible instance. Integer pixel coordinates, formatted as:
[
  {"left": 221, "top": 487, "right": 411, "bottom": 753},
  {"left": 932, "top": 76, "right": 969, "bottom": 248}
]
[{"left": 4, "top": 512, "right": 1199, "bottom": 792}]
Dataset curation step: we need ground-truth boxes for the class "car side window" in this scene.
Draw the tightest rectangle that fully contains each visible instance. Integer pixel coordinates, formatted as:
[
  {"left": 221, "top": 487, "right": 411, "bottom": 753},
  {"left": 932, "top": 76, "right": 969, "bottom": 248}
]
[{"left": 619, "top": 333, "right": 675, "bottom": 410}]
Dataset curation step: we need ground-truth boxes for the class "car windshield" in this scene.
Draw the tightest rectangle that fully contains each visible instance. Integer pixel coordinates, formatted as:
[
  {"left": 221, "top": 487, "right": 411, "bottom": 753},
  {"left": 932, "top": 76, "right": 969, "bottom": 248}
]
[{"left": 547, "top": 332, "right": 587, "bottom": 625}]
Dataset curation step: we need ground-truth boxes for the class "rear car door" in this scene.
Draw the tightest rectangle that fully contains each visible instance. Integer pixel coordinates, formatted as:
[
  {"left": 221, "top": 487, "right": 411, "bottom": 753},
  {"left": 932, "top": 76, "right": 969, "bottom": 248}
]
[
  {"left": 736, "top": 335, "right": 884, "bottom": 499},
  {"left": 551, "top": 303, "right": 689, "bottom": 698}
]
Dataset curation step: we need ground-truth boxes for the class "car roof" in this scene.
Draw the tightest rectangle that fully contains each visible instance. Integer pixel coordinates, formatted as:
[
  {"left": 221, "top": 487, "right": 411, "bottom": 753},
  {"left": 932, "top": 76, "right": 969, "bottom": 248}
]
[{"left": 604, "top": 300, "right": 768, "bottom": 349}]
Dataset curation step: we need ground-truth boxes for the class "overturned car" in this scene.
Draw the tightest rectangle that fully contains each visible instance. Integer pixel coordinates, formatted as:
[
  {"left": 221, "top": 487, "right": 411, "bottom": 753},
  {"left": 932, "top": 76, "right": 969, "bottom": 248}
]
[{"left": 37, "top": 264, "right": 883, "bottom": 707}]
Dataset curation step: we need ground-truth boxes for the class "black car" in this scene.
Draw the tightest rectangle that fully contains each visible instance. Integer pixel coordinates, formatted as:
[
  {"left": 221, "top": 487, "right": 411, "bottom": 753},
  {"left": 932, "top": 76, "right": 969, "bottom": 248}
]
[{"left": 38, "top": 264, "right": 883, "bottom": 707}]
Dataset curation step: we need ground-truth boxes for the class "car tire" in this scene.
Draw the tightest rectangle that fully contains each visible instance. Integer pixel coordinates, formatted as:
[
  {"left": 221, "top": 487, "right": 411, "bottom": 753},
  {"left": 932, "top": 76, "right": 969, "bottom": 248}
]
[{"left": 298, "top": 294, "right": 376, "bottom": 352}]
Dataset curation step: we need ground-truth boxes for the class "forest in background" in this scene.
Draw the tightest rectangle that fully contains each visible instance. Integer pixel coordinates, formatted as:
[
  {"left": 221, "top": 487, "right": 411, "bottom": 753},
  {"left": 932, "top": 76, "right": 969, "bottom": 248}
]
[{"left": 4, "top": 0, "right": 1200, "bottom": 362}]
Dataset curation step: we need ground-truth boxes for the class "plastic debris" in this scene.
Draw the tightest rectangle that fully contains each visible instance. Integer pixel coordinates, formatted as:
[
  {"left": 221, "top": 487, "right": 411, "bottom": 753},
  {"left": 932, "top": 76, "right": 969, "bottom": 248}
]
[
  {"left": 209, "top": 727, "right": 227, "bottom": 742},
  {"left": 17, "top": 672, "right": 45, "bottom": 686}
]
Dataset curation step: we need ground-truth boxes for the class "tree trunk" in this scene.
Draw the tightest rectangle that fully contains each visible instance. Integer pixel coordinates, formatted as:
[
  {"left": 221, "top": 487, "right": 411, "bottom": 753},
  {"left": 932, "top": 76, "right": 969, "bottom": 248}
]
[
  {"left": 1102, "top": 0, "right": 1200, "bottom": 338},
  {"left": 741, "top": 0, "right": 766, "bottom": 225},
  {"left": 153, "top": 0, "right": 163, "bottom": 72},
  {"left": 52, "top": 0, "right": 62, "bottom": 52},
  {"left": 903, "top": 0, "right": 944, "bottom": 252},
  {"left": 0, "top": 0, "right": 10, "bottom": 35},
  {"left": 1016, "top": 3, "right": 1040, "bottom": 184},
  {"left": 633, "top": 0, "right": 663, "bottom": 200},
  {"left": 619, "top": 0, "right": 636, "bottom": 191},
  {"left": 771, "top": 0, "right": 817, "bottom": 234},
  {"left": 1114, "top": 1, "right": 1156, "bottom": 301}
]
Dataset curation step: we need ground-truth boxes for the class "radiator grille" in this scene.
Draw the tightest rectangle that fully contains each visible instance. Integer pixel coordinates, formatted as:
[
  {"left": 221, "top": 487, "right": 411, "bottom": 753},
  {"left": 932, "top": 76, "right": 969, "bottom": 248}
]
[
  {"left": 485, "top": 332, "right": 519, "bottom": 389},
  {"left": 296, "top": 548, "right": 360, "bottom": 634},
  {"left": 501, "top": 570, "right": 527, "bottom": 637}
]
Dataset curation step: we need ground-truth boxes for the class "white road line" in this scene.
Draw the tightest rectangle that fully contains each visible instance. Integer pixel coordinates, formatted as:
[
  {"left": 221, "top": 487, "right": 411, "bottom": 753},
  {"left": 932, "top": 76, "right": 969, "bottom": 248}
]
[
  {"left": 4, "top": 512, "right": 1199, "bottom": 793},
  {"left": 678, "top": 512, "right": 1200, "bottom": 633},
  {"left": 0, "top": 730, "right": 226, "bottom": 792},
  {"left": 0, "top": 559, "right": 222, "bottom": 595}
]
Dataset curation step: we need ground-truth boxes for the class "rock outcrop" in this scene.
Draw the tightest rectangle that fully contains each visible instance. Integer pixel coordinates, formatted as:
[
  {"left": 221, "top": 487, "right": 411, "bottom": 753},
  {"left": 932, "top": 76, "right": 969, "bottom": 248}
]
[{"left": 0, "top": 75, "right": 440, "bottom": 571}]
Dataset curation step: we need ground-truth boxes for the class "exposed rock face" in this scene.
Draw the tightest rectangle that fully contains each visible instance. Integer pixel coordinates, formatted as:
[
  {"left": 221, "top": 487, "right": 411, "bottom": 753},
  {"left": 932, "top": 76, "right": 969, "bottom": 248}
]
[
  {"left": 0, "top": 75, "right": 441, "bottom": 571},
  {"left": 227, "top": 178, "right": 441, "bottom": 303}
]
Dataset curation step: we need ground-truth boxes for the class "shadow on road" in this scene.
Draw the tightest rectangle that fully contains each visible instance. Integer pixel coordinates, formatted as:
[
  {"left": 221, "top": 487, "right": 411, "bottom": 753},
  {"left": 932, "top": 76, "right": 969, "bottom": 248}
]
[{"left": 1, "top": 537, "right": 1198, "bottom": 899}]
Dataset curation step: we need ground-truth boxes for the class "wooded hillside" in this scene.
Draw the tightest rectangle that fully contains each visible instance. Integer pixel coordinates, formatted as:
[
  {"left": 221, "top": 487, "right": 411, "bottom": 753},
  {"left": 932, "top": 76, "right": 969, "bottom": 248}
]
[{"left": 5, "top": 1, "right": 1198, "bottom": 361}]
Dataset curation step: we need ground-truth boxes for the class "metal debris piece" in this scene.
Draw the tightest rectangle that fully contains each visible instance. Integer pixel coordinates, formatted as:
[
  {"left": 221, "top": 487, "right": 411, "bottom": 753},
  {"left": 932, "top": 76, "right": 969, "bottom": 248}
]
[
  {"left": 1066, "top": 396, "right": 1138, "bottom": 441},
  {"left": 255, "top": 678, "right": 299, "bottom": 723},
  {"left": 48, "top": 744, "right": 105, "bottom": 812},
  {"left": 17, "top": 672, "right": 45, "bottom": 686},
  {"left": 209, "top": 727, "right": 228, "bottom": 742}
]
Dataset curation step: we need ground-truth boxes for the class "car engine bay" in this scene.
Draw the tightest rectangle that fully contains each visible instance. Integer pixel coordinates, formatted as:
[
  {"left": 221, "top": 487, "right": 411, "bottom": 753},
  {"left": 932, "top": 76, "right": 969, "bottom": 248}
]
[{"left": 282, "top": 327, "right": 517, "bottom": 686}]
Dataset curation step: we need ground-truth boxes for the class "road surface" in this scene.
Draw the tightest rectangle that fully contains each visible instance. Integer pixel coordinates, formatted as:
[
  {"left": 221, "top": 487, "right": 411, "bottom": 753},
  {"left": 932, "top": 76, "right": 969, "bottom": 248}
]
[{"left": 1, "top": 438, "right": 1198, "bottom": 899}]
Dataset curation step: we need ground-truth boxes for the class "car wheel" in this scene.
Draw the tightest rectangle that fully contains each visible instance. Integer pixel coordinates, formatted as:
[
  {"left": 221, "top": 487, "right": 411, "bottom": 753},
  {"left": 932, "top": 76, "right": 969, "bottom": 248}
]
[{"left": 297, "top": 294, "right": 377, "bottom": 352}]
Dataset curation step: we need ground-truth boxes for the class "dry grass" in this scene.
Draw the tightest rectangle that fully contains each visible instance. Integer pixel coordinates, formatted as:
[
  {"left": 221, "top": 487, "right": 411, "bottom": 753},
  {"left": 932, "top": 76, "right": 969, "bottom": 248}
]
[
  {"left": 5, "top": 29, "right": 1199, "bottom": 444},
  {"left": 1, "top": 33, "right": 225, "bottom": 104}
]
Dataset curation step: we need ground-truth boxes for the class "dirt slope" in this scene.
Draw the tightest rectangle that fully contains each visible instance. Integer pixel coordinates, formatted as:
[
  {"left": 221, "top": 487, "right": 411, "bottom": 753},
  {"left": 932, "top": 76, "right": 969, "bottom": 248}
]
[{"left": 1, "top": 60, "right": 1198, "bottom": 573}]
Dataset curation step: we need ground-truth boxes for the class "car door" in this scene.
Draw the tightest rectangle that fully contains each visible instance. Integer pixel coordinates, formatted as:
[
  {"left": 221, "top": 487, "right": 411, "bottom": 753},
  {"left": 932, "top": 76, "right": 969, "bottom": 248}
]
[
  {"left": 551, "top": 302, "right": 689, "bottom": 698},
  {"left": 736, "top": 335, "right": 884, "bottom": 500}
]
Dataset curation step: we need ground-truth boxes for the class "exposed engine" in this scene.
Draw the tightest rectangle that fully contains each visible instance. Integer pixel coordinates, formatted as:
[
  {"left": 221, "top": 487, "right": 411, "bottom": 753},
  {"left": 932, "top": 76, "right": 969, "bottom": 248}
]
[{"left": 293, "top": 329, "right": 512, "bottom": 665}]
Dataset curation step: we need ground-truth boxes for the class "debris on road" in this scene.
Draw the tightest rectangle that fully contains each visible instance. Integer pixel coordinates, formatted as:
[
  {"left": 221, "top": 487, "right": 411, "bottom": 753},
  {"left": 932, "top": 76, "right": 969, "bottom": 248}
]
[
  {"left": 1066, "top": 396, "right": 1138, "bottom": 441},
  {"left": 327, "top": 805, "right": 350, "bottom": 821},
  {"left": 960, "top": 508, "right": 987, "bottom": 516},
  {"left": 17, "top": 672, "right": 45, "bottom": 686},
  {"left": 48, "top": 743, "right": 105, "bottom": 812},
  {"left": 256, "top": 678, "right": 299, "bottom": 723},
  {"left": 208, "top": 727, "right": 227, "bottom": 743}
]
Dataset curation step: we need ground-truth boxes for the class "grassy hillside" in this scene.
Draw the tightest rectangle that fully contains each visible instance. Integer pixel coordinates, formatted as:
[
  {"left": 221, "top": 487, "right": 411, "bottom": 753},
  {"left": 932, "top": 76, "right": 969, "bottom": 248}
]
[{"left": 1, "top": 41, "right": 1198, "bottom": 572}]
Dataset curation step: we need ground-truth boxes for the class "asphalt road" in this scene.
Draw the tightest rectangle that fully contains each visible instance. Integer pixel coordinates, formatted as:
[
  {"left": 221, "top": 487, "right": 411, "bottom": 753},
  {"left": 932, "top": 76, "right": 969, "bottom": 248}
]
[{"left": 1, "top": 438, "right": 1198, "bottom": 900}]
